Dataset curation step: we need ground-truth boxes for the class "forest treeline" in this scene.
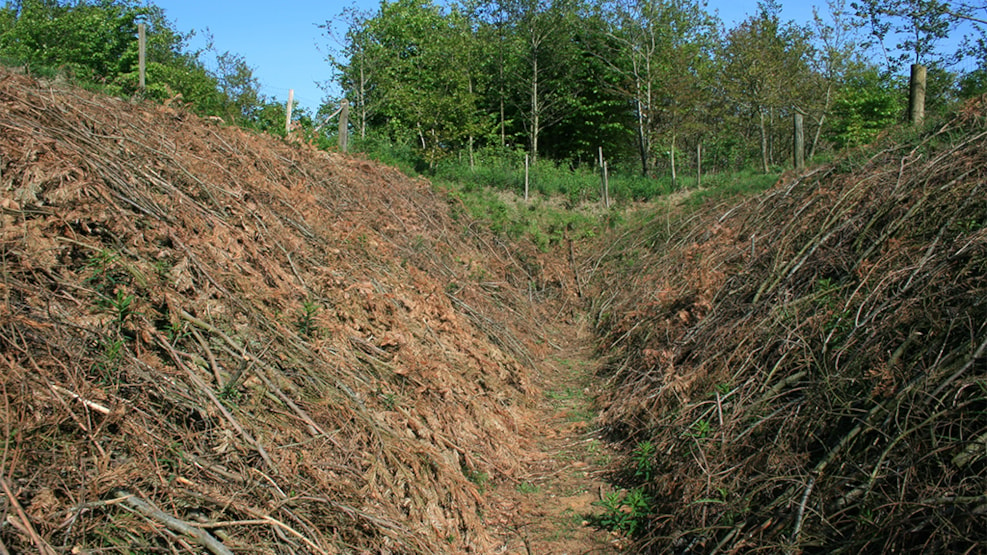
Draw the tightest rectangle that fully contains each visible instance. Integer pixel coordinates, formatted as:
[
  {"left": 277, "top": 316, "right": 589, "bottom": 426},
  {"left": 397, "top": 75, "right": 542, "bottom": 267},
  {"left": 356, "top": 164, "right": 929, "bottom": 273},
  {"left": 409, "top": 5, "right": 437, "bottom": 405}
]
[
  {"left": 3, "top": 0, "right": 986, "bottom": 184},
  {"left": 328, "top": 0, "right": 987, "bottom": 177}
]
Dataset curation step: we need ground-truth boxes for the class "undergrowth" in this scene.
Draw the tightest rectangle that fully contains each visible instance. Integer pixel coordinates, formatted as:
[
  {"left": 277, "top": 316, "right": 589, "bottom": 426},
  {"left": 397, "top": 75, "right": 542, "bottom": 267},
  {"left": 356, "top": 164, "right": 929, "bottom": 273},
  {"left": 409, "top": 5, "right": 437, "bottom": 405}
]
[{"left": 590, "top": 103, "right": 987, "bottom": 552}]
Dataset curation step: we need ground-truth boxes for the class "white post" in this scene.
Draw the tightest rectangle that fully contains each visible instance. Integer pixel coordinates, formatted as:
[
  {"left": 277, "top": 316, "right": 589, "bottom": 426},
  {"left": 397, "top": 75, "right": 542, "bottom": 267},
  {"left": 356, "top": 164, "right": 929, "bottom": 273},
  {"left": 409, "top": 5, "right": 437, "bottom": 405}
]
[
  {"left": 524, "top": 154, "right": 530, "bottom": 201},
  {"left": 285, "top": 89, "right": 294, "bottom": 134}
]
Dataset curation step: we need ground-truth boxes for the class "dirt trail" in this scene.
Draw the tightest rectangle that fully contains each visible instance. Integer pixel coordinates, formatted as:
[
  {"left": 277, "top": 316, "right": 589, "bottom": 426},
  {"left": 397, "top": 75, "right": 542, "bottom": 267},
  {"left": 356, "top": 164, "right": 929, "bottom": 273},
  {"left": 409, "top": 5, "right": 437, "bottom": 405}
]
[{"left": 484, "top": 320, "right": 622, "bottom": 554}]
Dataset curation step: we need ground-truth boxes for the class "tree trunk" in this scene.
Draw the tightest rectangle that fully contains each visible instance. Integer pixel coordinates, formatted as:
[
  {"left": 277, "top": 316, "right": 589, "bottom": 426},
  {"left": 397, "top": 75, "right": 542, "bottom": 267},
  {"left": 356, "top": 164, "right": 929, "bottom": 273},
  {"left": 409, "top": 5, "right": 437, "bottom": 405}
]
[
  {"left": 359, "top": 62, "right": 367, "bottom": 139},
  {"left": 793, "top": 111, "right": 804, "bottom": 170},
  {"left": 670, "top": 131, "right": 677, "bottom": 188},
  {"left": 530, "top": 53, "right": 540, "bottom": 161},
  {"left": 696, "top": 139, "right": 702, "bottom": 188},
  {"left": 468, "top": 78, "right": 475, "bottom": 169},
  {"left": 809, "top": 83, "right": 832, "bottom": 160},
  {"left": 909, "top": 63, "right": 926, "bottom": 126},
  {"left": 759, "top": 109, "right": 769, "bottom": 174},
  {"left": 636, "top": 98, "right": 648, "bottom": 177}
]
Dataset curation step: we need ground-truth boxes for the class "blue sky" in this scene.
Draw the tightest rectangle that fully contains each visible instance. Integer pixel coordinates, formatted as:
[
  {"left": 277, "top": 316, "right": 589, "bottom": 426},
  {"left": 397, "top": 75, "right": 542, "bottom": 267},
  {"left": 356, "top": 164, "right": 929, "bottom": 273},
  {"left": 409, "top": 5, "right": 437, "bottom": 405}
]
[{"left": 152, "top": 1, "right": 822, "bottom": 113}]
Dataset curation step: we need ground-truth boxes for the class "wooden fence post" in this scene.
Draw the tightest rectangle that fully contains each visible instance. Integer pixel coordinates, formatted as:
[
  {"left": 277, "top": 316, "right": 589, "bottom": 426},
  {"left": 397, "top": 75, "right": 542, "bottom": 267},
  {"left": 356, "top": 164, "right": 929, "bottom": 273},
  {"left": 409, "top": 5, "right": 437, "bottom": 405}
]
[
  {"left": 138, "top": 22, "right": 146, "bottom": 90},
  {"left": 339, "top": 99, "right": 349, "bottom": 153},
  {"left": 285, "top": 89, "right": 294, "bottom": 135},
  {"left": 599, "top": 146, "right": 610, "bottom": 208},
  {"left": 793, "top": 111, "right": 805, "bottom": 170},
  {"left": 524, "top": 154, "right": 530, "bottom": 201},
  {"left": 909, "top": 63, "right": 926, "bottom": 126}
]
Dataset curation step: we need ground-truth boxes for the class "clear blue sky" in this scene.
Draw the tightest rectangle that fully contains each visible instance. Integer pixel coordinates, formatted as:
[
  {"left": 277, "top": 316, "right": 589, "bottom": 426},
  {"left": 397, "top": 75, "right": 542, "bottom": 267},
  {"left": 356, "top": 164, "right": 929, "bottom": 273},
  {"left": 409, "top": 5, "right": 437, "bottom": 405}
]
[{"left": 151, "top": 1, "right": 822, "bottom": 113}]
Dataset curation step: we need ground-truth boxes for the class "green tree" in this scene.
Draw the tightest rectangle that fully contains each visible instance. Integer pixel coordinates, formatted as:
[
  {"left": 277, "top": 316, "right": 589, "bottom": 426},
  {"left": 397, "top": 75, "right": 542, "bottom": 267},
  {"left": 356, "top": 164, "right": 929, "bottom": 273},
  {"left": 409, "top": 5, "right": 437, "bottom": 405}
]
[
  {"left": 594, "top": 0, "right": 717, "bottom": 178},
  {"left": 851, "top": 0, "right": 957, "bottom": 71},
  {"left": 827, "top": 67, "right": 903, "bottom": 147},
  {"left": 0, "top": 0, "right": 143, "bottom": 79},
  {"left": 331, "top": 0, "right": 480, "bottom": 166},
  {"left": 720, "top": 0, "right": 815, "bottom": 172}
]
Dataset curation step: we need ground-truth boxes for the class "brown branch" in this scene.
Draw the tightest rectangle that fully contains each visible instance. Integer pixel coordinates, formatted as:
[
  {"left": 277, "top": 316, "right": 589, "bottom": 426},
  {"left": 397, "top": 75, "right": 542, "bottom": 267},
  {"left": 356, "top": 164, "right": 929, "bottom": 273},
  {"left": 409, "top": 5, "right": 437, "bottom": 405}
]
[
  {"left": 114, "top": 491, "right": 234, "bottom": 555},
  {"left": 1, "top": 477, "right": 57, "bottom": 555}
]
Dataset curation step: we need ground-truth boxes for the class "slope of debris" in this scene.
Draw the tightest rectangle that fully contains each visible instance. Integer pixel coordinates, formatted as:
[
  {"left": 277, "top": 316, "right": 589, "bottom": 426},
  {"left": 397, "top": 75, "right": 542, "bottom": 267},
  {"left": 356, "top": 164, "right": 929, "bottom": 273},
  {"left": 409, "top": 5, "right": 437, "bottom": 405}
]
[
  {"left": 0, "top": 69, "right": 574, "bottom": 553},
  {"left": 591, "top": 103, "right": 987, "bottom": 552}
]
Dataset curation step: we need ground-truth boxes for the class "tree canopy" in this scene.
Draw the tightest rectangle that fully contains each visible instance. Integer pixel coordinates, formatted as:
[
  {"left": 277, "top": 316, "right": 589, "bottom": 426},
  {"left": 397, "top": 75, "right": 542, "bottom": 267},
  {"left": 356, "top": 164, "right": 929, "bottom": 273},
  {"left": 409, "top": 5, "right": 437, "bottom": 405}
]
[{"left": 325, "top": 0, "right": 986, "bottom": 177}]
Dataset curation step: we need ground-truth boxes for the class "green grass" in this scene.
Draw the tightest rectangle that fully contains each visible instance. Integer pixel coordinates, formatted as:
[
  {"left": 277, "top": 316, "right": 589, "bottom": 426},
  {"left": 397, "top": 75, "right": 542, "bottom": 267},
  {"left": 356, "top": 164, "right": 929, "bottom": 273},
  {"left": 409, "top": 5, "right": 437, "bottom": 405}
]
[{"left": 684, "top": 169, "right": 782, "bottom": 206}]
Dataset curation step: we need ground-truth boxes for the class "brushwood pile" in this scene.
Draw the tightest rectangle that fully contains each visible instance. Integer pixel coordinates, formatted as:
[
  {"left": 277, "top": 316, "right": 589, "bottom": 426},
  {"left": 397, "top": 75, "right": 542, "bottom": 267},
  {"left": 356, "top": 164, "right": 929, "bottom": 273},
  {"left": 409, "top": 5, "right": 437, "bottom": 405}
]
[
  {"left": 592, "top": 101, "right": 987, "bottom": 552},
  {"left": 0, "top": 69, "right": 573, "bottom": 553}
]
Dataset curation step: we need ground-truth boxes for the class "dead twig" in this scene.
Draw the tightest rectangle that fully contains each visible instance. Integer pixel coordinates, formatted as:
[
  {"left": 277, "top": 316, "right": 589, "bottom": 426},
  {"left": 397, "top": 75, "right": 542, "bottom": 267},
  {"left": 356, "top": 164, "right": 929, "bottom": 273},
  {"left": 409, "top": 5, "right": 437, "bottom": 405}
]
[{"left": 113, "top": 490, "right": 234, "bottom": 555}]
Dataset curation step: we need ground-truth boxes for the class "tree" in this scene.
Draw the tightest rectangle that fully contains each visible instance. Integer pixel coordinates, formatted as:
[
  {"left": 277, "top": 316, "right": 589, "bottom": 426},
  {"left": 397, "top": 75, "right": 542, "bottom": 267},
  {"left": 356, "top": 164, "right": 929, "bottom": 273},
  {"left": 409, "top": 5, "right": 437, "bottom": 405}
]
[
  {"left": 851, "top": 0, "right": 957, "bottom": 71},
  {"left": 721, "top": 0, "right": 815, "bottom": 172},
  {"left": 331, "top": 0, "right": 480, "bottom": 166},
  {"left": 594, "top": 0, "right": 717, "bottom": 178},
  {"left": 0, "top": 0, "right": 143, "bottom": 79},
  {"left": 828, "top": 67, "right": 903, "bottom": 147},
  {"left": 807, "top": 0, "right": 867, "bottom": 158}
]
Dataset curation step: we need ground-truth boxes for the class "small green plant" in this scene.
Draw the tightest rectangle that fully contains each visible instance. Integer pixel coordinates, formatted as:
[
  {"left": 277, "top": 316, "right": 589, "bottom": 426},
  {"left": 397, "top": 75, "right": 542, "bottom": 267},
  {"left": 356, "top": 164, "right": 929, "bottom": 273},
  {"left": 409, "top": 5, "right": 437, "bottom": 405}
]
[
  {"left": 107, "top": 289, "right": 136, "bottom": 325},
  {"left": 631, "top": 441, "right": 656, "bottom": 481},
  {"left": 295, "top": 299, "right": 320, "bottom": 338},
  {"left": 165, "top": 320, "right": 187, "bottom": 343},
  {"left": 516, "top": 481, "right": 540, "bottom": 494},
  {"left": 464, "top": 469, "right": 490, "bottom": 493},
  {"left": 218, "top": 385, "right": 243, "bottom": 402},
  {"left": 377, "top": 391, "right": 398, "bottom": 410},
  {"left": 688, "top": 418, "right": 712, "bottom": 439},
  {"left": 592, "top": 488, "right": 651, "bottom": 537},
  {"left": 91, "top": 338, "right": 125, "bottom": 384}
]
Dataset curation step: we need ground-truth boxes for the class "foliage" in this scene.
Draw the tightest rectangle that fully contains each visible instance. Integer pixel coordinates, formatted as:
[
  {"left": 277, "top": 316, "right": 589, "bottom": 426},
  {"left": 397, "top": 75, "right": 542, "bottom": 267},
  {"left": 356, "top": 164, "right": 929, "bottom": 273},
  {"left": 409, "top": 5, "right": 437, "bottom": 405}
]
[
  {"left": 851, "top": 0, "right": 957, "bottom": 70},
  {"left": 828, "top": 68, "right": 903, "bottom": 147},
  {"left": 592, "top": 488, "right": 651, "bottom": 537},
  {"left": 0, "top": 0, "right": 308, "bottom": 134}
]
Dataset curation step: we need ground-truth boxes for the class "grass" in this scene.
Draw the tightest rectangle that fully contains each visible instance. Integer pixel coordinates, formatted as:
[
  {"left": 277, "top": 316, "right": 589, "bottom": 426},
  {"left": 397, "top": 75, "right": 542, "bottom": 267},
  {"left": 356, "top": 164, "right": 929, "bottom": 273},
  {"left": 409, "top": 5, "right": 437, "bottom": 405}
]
[{"left": 683, "top": 169, "right": 782, "bottom": 206}]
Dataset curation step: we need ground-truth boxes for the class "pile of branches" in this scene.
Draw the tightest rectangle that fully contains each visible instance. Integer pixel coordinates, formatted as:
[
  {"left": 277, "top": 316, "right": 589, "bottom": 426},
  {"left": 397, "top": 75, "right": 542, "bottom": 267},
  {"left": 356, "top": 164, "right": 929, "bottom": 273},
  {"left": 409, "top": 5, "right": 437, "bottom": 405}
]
[
  {"left": 0, "top": 69, "right": 554, "bottom": 553},
  {"left": 592, "top": 102, "right": 987, "bottom": 552}
]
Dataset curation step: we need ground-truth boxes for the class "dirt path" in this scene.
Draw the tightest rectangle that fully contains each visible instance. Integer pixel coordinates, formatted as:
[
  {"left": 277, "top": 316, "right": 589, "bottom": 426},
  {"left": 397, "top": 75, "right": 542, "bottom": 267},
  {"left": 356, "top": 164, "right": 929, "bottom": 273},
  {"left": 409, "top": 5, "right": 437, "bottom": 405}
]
[{"left": 483, "top": 322, "right": 623, "bottom": 554}]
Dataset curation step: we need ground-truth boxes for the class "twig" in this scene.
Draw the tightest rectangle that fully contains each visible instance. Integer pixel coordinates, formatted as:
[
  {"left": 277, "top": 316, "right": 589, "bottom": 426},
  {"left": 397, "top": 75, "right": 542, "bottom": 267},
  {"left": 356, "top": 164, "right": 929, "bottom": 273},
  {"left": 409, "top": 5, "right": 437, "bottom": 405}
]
[
  {"left": 789, "top": 476, "right": 815, "bottom": 548},
  {"left": 156, "top": 337, "right": 276, "bottom": 471},
  {"left": 190, "top": 327, "right": 224, "bottom": 388},
  {"left": 1, "top": 477, "right": 57, "bottom": 555},
  {"left": 49, "top": 384, "right": 111, "bottom": 415},
  {"left": 113, "top": 490, "right": 234, "bottom": 555}
]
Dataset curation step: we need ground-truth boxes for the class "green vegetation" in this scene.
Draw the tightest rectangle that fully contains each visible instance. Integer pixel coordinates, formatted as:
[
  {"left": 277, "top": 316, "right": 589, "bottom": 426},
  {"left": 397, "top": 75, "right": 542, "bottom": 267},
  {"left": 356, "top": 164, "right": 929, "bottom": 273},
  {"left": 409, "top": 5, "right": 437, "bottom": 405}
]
[
  {"left": 0, "top": 0, "right": 315, "bottom": 135},
  {"left": 326, "top": 0, "right": 987, "bottom": 183},
  {"left": 592, "top": 488, "right": 651, "bottom": 537},
  {"left": 463, "top": 468, "right": 490, "bottom": 493},
  {"left": 295, "top": 299, "right": 321, "bottom": 338}
]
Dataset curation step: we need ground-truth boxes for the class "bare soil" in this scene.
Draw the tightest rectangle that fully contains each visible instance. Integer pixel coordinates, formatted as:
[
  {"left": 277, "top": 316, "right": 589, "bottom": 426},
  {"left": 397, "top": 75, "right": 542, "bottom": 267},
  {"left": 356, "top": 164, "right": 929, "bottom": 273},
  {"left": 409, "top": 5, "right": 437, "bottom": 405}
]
[{"left": 484, "top": 321, "right": 622, "bottom": 555}]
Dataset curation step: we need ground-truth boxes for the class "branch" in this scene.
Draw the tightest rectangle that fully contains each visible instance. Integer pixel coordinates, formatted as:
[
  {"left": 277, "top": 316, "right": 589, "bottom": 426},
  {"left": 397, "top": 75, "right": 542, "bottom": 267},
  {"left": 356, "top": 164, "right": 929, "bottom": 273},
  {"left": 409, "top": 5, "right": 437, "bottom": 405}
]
[{"left": 114, "top": 491, "right": 234, "bottom": 555}]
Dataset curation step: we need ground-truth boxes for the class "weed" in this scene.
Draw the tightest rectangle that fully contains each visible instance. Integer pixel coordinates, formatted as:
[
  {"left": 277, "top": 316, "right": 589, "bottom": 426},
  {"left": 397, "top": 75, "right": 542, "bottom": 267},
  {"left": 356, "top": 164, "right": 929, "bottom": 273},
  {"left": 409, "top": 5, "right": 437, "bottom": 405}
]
[
  {"left": 689, "top": 419, "right": 712, "bottom": 439},
  {"left": 91, "top": 338, "right": 125, "bottom": 384},
  {"left": 108, "top": 289, "right": 136, "bottom": 325},
  {"left": 295, "top": 299, "right": 320, "bottom": 338},
  {"left": 464, "top": 469, "right": 490, "bottom": 493},
  {"left": 592, "top": 488, "right": 651, "bottom": 537},
  {"left": 631, "top": 441, "right": 656, "bottom": 482},
  {"left": 164, "top": 320, "right": 187, "bottom": 343},
  {"left": 516, "top": 481, "right": 540, "bottom": 494},
  {"left": 376, "top": 390, "right": 398, "bottom": 410}
]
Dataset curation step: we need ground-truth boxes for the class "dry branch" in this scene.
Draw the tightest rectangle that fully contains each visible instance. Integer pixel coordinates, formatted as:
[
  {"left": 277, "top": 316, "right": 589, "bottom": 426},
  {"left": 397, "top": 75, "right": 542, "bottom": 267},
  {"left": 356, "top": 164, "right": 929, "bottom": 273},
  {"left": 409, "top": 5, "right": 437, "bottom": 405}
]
[{"left": 114, "top": 491, "right": 234, "bottom": 555}]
